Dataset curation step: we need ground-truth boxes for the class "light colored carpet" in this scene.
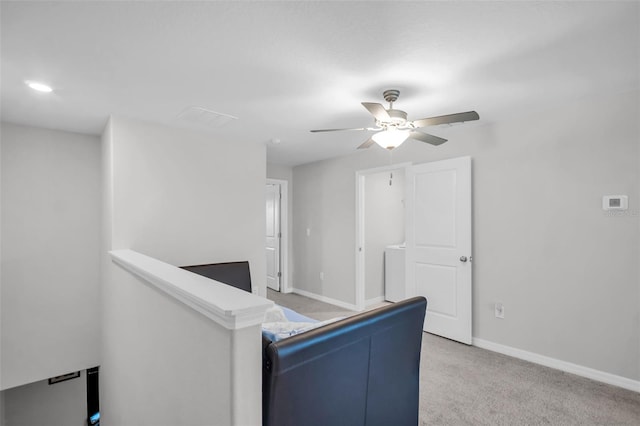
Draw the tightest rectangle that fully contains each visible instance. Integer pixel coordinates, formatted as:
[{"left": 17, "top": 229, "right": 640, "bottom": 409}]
[{"left": 267, "top": 289, "right": 640, "bottom": 425}]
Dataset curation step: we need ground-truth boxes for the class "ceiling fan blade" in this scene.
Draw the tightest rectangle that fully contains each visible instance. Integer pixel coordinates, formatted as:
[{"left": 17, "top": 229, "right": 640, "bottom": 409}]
[
  {"left": 410, "top": 131, "right": 448, "bottom": 146},
  {"left": 357, "top": 137, "right": 375, "bottom": 150},
  {"left": 361, "top": 102, "right": 391, "bottom": 121},
  {"left": 411, "top": 111, "right": 479, "bottom": 128},
  {"left": 310, "top": 127, "right": 368, "bottom": 133}
]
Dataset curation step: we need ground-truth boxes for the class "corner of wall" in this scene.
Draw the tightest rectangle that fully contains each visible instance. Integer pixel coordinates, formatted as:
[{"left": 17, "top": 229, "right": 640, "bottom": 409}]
[
  {"left": 0, "top": 134, "right": 4, "bottom": 387},
  {"left": 101, "top": 117, "right": 268, "bottom": 423}
]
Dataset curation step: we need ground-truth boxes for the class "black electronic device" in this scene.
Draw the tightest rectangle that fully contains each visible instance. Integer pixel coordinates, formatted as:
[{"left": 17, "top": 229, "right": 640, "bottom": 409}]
[
  {"left": 181, "top": 261, "right": 252, "bottom": 293},
  {"left": 87, "top": 366, "right": 100, "bottom": 425}
]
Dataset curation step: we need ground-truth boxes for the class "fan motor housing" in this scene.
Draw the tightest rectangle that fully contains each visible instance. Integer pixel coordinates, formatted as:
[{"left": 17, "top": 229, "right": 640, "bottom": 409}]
[{"left": 387, "top": 109, "right": 407, "bottom": 125}]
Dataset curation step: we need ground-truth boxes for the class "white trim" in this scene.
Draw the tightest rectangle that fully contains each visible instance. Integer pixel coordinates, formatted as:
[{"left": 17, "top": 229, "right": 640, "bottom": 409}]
[
  {"left": 365, "top": 296, "right": 386, "bottom": 306},
  {"left": 266, "top": 179, "right": 290, "bottom": 294},
  {"left": 291, "top": 288, "right": 358, "bottom": 311},
  {"left": 355, "top": 162, "right": 412, "bottom": 311},
  {"left": 355, "top": 173, "right": 365, "bottom": 311},
  {"left": 110, "top": 249, "right": 273, "bottom": 330},
  {"left": 473, "top": 338, "right": 640, "bottom": 393}
]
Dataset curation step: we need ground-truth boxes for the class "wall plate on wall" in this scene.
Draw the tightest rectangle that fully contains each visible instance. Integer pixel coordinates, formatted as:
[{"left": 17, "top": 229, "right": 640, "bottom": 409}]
[
  {"left": 602, "top": 195, "right": 628, "bottom": 210},
  {"left": 48, "top": 371, "right": 80, "bottom": 385}
]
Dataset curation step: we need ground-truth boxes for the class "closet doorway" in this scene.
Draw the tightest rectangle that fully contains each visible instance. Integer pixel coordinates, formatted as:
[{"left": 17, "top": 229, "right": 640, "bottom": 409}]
[{"left": 355, "top": 163, "right": 410, "bottom": 311}]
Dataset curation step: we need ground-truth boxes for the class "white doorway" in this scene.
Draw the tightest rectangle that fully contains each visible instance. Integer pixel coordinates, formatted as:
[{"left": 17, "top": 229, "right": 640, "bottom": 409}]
[
  {"left": 355, "top": 163, "right": 411, "bottom": 311},
  {"left": 266, "top": 179, "right": 289, "bottom": 293},
  {"left": 405, "top": 156, "right": 472, "bottom": 344}
]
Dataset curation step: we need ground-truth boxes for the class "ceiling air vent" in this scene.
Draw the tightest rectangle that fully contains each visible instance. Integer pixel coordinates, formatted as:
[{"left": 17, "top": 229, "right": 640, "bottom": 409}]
[{"left": 178, "top": 106, "right": 238, "bottom": 128}]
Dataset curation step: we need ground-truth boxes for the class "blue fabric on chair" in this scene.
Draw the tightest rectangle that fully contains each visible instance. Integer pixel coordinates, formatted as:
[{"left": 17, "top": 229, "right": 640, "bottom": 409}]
[{"left": 279, "top": 306, "right": 318, "bottom": 323}]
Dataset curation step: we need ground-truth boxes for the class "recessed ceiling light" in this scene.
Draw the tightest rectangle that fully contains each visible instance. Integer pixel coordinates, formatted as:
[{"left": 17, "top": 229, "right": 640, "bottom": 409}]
[{"left": 25, "top": 81, "right": 53, "bottom": 93}]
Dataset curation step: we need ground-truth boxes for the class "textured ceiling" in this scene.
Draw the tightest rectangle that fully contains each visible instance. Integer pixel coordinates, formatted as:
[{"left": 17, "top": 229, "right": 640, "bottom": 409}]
[{"left": 1, "top": 1, "right": 638, "bottom": 166}]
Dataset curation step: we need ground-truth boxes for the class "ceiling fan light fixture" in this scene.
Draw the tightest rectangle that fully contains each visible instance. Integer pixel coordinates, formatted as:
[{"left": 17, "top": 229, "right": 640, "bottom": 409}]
[
  {"left": 372, "top": 128, "right": 410, "bottom": 150},
  {"left": 311, "top": 89, "right": 479, "bottom": 151}
]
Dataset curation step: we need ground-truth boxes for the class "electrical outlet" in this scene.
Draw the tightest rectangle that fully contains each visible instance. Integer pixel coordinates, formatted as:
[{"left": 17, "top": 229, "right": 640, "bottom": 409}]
[
  {"left": 495, "top": 303, "right": 504, "bottom": 319},
  {"left": 320, "top": 272, "right": 324, "bottom": 281}
]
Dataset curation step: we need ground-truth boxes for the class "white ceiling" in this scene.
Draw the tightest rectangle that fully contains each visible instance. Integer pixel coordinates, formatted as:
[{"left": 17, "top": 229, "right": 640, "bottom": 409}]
[{"left": 1, "top": 1, "right": 638, "bottom": 166}]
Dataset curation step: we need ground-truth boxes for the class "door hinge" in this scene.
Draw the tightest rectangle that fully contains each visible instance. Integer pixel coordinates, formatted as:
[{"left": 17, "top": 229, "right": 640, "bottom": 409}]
[
  {"left": 277, "top": 272, "right": 282, "bottom": 278},
  {"left": 278, "top": 232, "right": 282, "bottom": 238}
]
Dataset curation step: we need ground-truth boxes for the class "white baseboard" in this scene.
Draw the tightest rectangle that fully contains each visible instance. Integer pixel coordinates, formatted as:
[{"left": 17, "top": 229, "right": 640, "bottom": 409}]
[
  {"left": 291, "top": 288, "right": 358, "bottom": 311},
  {"left": 473, "top": 338, "right": 640, "bottom": 393},
  {"left": 365, "top": 296, "right": 386, "bottom": 306}
]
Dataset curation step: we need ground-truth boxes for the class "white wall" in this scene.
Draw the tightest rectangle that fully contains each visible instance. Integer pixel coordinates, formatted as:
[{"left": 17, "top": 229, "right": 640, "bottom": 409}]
[
  {"left": 102, "top": 116, "right": 266, "bottom": 425},
  {"left": 291, "top": 89, "right": 640, "bottom": 382},
  {"left": 266, "top": 163, "right": 294, "bottom": 290},
  {"left": 0, "top": 123, "right": 101, "bottom": 390},
  {"left": 2, "top": 373, "right": 86, "bottom": 426},
  {"left": 1, "top": 119, "right": 3, "bottom": 426},
  {"left": 107, "top": 117, "right": 266, "bottom": 285},
  {"left": 267, "top": 162, "right": 292, "bottom": 182},
  {"left": 364, "top": 169, "right": 405, "bottom": 301}
]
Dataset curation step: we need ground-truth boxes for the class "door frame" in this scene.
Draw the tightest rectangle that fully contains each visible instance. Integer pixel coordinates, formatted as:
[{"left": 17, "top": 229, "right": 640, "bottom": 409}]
[
  {"left": 266, "top": 179, "right": 290, "bottom": 293},
  {"left": 355, "top": 162, "right": 412, "bottom": 311}
]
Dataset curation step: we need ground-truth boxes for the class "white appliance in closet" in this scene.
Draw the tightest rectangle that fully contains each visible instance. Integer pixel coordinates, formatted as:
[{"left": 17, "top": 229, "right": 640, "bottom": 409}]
[{"left": 384, "top": 244, "right": 405, "bottom": 302}]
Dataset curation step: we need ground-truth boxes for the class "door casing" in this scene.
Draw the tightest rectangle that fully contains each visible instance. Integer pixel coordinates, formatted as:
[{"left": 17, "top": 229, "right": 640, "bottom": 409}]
[{"left": 266, "top": 179, "right": 289, "bottom": 293}]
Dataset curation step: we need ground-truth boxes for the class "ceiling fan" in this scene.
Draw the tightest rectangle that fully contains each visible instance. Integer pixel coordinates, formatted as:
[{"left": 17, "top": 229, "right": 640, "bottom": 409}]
[{"left": 310, "top": 89, "right": 479, "bottom": 150}]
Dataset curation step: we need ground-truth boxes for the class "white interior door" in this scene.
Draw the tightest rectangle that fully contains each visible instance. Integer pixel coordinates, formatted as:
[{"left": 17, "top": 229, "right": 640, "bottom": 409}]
[
  {"left": 405, "top": 156, "right": 472, "bottom": 344},
  {"left": 266, "top": 183, "right": 281, "bottom": 291}
]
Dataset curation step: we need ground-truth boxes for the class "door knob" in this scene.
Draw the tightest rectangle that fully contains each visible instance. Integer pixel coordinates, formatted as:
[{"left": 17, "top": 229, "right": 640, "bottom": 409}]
[{"left": 460, "top": 256, "right": 468, "bottom": 263}]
